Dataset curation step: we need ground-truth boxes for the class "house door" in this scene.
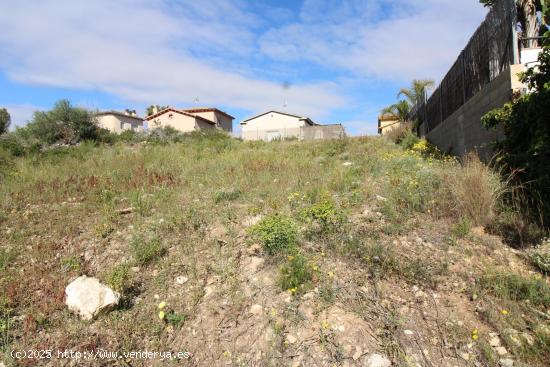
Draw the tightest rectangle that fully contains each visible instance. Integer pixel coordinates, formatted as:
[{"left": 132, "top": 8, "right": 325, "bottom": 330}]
[{"left": 266, "top": 130, "right": 281, "bottom": 141}]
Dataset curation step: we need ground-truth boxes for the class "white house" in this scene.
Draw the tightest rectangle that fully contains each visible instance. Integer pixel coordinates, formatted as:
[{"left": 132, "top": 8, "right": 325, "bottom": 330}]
[
  {"left": 146, "top": 107, "right": 234, "bottom": 133},
  {"left": 95, "top": 111, "right": 144, "bottom": 133},
  {"left": 240, "top": 110, "right": 345, "bottom": 141}
]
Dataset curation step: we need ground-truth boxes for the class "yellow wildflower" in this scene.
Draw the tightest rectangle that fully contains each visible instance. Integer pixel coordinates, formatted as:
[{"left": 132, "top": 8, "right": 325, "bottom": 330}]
[
  {"left": 501, "top": 309, "right": 509, "bottom": 315},
  {"left": 321, "top": 320, "right": 330, "bottom": 330},
  {"left": 158, "top": 301, "right": 166, "bottom": 309},
  {"left": 158, "top": 311, "right": 165, "bottom": 320}
]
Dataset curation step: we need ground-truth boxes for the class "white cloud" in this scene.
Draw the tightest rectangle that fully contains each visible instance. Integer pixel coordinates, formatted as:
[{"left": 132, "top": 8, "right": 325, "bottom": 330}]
[
  {"left": 259, "top": 0, "right": 487, "bottom": 82},
  {"left": 3, "top": 104, "right": 40, "bottom": 129},
  {"left": 0, "top": 0, "right": 345, "bottom": 120},
  {"left": 0, "top": 0, "right": 490, "bottom": 124}
]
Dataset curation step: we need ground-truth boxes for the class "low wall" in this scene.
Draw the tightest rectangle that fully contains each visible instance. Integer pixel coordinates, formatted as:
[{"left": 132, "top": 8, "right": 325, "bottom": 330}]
[
  {"left": 421, "top": 64, "right": 524, "bottom": 160},
  {"left": 241, "top": 125, "right": 346, "bottom": 141}
]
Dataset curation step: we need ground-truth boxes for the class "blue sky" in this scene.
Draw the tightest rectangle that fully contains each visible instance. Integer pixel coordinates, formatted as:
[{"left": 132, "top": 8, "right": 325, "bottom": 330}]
[{"left": 0, "top": 0, "right": 487, "bottom": 135}]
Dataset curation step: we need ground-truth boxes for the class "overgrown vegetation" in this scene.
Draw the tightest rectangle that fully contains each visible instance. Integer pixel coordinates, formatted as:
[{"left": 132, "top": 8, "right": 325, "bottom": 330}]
[
  {"left": 1, "top": 133, "right": 549, "bottom": 366},
  {"left": 248, "top": 214, "right": 298, "bottom": 255},
  {"left": 482, "top": 28, "right": 550, "bottom": 227}
]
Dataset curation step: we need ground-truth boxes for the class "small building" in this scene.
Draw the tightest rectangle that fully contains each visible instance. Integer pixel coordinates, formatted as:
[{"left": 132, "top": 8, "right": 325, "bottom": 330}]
[
  {"left": 95, "top": 111, "right": 144, "bottom": 133},
  {"left": 240, "top": 110, "right": 345, "bottom": 141},
  {"left": 146, "top": 107, "right": 234, "bottom": 133},
  {"left": 377, "top": 114, "right": 402, "bottom": 135}
]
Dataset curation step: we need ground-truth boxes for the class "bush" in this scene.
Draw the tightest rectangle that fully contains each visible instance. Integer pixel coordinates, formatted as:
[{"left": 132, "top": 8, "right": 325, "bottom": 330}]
[
  {"left": 442, "top": 153, "right": 504, "bottom": 226},
  {"left": 477, "top": 272, "right": 550, "bottom": 308},
  {"left": 104, "top": 264, "right": 132, "bottom": 293},
  {"left": 528, "top": 239, "right": 550, "bottom": 274},
  {"left": 400, "top": 131, "right": 420, "bottom": 150},
  {"left": 147, "top": 126, "right": 184, "bottom": 144},
  {"left": 385, "top": 122, "right": 412, "bottom": 144},
  {"left": 131, "top": 233, "right": 165, "bottom": 265},
  {"left": 482, "top": 33, "right": 550, "bottom": 226},
  {"left": 301, "top": 199, "right": 345, "bottom": 233},
  {"left": 248, "top": 214, "right": 298, "bottom": 255},
  {"left": 278, "top": 253, "right": 314, "bottom": 293},
  {"left": 22, "top": 99, "right": 100, "bottom": 145},
  {"left": 213, "top": 188, "right": 241, "bottom": 203}
]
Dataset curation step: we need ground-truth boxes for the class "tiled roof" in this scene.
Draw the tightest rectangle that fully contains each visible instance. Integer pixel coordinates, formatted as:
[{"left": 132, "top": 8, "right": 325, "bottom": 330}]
[
  {"left": 95, "top": 111, "right": 144, "bottom": 121},
  {"left": 182, "top": 107, "right": 235, "bottom": 119},
  {"left": 145, "top": 108, "right": 215, "bottom": 124}
]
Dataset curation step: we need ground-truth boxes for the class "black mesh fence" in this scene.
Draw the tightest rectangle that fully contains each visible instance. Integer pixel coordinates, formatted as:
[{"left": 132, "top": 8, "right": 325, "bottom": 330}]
[{"left": 412, "top": 0, "right": 517, "bottom": 134}]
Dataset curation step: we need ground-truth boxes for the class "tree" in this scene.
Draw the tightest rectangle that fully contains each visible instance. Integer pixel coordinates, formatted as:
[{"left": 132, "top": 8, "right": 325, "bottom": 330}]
[
  {"left": 381, "top": 100, "right": 412, "bottom": 122},
  {"left": 146, "top": 105, "right": 169, "bottom": 117},
  {"left": 25, "top": 99, "right": 99, "bottom": 144},
  {"left": 397, "top": 79, "right": 434, "bottom": 107},
  {"left": 481, "top": 0, "right": 547, "bottom": 44},
  {"left": 0, "top": 108, "right": 10, "bottom": 135}
]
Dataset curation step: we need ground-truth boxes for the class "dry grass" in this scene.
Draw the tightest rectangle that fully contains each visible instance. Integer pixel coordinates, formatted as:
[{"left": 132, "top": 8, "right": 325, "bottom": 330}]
[
  {"left": 384, "top": 121, "right": 412, "bottom": 144},
  {"left": 0, "top": 135, "right": 548, "bottom": 366},
  {"left": 440, "top": 152, "right": 506, "bottom": 226}
]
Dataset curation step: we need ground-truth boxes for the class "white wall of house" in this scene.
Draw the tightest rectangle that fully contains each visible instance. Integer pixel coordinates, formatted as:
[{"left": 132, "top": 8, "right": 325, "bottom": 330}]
[
  {"left": 241, "top": 112, "right": 307, "bottom": 141},
  {"left": 148, "top": 111, "right": 214, "bottom": 133},
  {"left": 96, "top": 114, "right": 143, "bottom": 133}
]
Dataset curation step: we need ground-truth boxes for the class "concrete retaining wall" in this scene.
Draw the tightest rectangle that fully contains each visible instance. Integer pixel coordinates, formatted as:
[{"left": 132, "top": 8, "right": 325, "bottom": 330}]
[{"left": 422, "top": 64, "right": 524, "bottom": 160}]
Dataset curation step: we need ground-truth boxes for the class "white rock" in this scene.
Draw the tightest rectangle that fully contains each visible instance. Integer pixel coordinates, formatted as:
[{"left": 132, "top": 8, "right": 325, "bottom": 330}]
[
  {"left": 404, "top": 329, "right": 414, "bottom": 336},
  {"left": 499, "top": 358, "right": 514, "bottom": 367},
  {"left": 249, "top": 304, "right": 263, "bottom": 316},
  {"left": 365, "top": 353, "right": 391, "bottom": 367},
  {"left": 176, "top": 276, "right": 188, "bottom": 285},
  {"left": 65, "top": 276, "right": 120, "bottom": 320},
  {"left": 495, "top": 346, "right": 508, "bottom": 356},
  {"left": 286, "top": 334, "right": 297, "bottom": 344},
  {"left": 342, "top": 161, "right": 353, "bottom": 167},
  {"left": 243, "top": 215, "right": 263, "bottom": 227},
  {"left": 375, "top": 195, "right": 387, "bottom": 202},
  {"left": 489, "top": 336, "right": 501, "bottom": 347}
]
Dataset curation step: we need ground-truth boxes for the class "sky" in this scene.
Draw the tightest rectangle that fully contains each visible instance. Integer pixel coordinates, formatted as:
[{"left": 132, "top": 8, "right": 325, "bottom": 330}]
[{"left": 0, "top": 0, "right": 488, "bottom": 136}]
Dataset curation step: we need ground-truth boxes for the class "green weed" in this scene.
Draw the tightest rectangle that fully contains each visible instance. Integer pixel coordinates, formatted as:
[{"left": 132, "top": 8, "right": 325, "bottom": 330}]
[
  {"left": 248, "top": 214, "right": 298, "bottom": 255},
  {"left": 131, "top": 233, "right": 165, "bottom": 265}
]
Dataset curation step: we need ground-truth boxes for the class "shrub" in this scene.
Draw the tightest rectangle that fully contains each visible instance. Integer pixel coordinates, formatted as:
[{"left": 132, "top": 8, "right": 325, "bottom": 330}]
[
  {"left": 278, "top": 253, "right": 314, "bottom": 293},
  {"left": 300, "top": 199, "right": 345, "bottom": 233},
  {"left": 248, "top": 214, "right": 298, "bottom": 255},
  {"left": 213, "top": 188, "right": 241, "bottom": 203},
  {"left": 22, "top": 99, "right": 100, "bottom": 145},
  {"left": 451, "top": 218, "right": 472, "bottom": 238},
  {"left": 528, "top": 239, "right": 550, "bottom": 274},
  {"left": 0, "top": 135, "right": 26, "bottom": 157},
  {"left": 131, "top": 233, "right": 165, "bottom": 265},
  {"left": 442, "top": 153, "right": 504, "bottom": 226},
  {"left": 482, "top": 32, "right": 550, "bottom": 226},
  {"left": 477, "top": 272, "right": 550, "bottom": 308},
  {"left": 104, "top": 264, "right": 132, "bottom": 293},
  {"left": 399, "top": 131, "right": 420, "bottom": 150},
  {"left": 385, "top": 122, "right": 412, "bottom": 144},
  {"left": 147, "top": 126, "right": 184, "bottom": 144}
]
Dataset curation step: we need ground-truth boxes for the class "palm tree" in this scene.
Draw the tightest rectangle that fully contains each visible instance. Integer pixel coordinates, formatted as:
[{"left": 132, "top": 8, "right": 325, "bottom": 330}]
[
  {"left": 381, "top": 100, "right": 411, "bottom": 122},
  {"left": 397, "top": 79, "right": 434, "bottom": 107}
]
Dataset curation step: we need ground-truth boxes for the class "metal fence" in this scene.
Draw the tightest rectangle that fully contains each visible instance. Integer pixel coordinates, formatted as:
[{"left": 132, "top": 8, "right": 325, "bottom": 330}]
[{"left": 412, "top": 0, "right": 518, "bottom": 135}]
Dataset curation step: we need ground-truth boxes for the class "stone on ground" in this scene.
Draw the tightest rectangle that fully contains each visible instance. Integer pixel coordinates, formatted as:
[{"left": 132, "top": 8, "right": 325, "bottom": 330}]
[
  {"left": 365, "top": 353, "right": 391, "bottom": 367},
  {"left": 65, "top": 275, "right": 120, "bottom": 320}
]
